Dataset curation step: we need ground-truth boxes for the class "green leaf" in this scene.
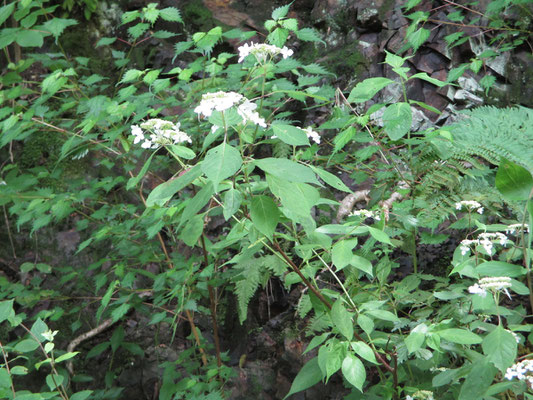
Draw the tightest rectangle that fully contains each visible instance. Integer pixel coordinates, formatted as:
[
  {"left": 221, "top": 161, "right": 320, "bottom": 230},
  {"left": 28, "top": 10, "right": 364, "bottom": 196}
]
[
  {"left": 382, "top": 102, "right": 412, "bottom": 140},
  {"left": 267, "top": 176, "right": 320, "bottom": 222},
  {"left": 496, "top": 158, "right": 533, "bottom": 201},
  {"left": 407, "top": 27, "right": 430, "bottom": 52},
  {"left": 159, "top": 7, "right": 183, "bottom": 23},
  {"left": 201, "top": 142, "right": 242, "bottom": 191},
  {"left": 331, "top": 300, "right": 354, "bottom": 340},
  {"left": 476, "top": 261, "right": 527, "bottom": 278},
  {"left": 268, "top": 27, "right": 289, "bottom": 47},
  {"left": 318, "top": 342, "right": 343, "bottom": 382},
  {"left": 482, "top": 325, "right": 517, "bottom": 373},
  {"left": 179, "top": 182, "right": 214, "bottom": 226},
  {"left": 385, "top": 51, "right": 408, "bottom": 68},
  {"left": 304, "top": 333, "right": 330, "bottom": 355},
  {"left": 15, "top": 339, "right": 39, "bottom": 353},
  {"left": 55, "top": 352, "right": 79, "bottom": 363},
  {"left": 438, "top": 328, "right": 482, "bottom": 345},
  {"left": 96, "top": 37, "right": 116, "bottom": 47},
  {"left": 272, "top": 3, "right": 290, "bottom": 20},
  {"left": 167, "top": 145, "right": 195, "bottom": 160},
  {"left": 365, "top": 309, "right": 399, "bottom": 323},
  {"left": 179, "top": 214, "right": 204, "bottom": 247},
  {"left": 367, "top": 227, "right": 393, "bottom": 245},
  {"left": 342, "top": 354, "right": 365, "bottom": 392},
  {"left": 283, "top": 357, "right": 322, "bottom": 399},
  {"left": 193, "top": 27, "right": 222, "bottom": 55},
  {"left": 111, "top": 303, "right": 131, "bottom": 322},
  {"left": 409, "top": 72, "right": 448, "bottom": 88},
  {"left": 351, "top": 255, "right": 373, "bottom": 276},
  {"left": 146, "top": 164, "right": 202, "bottom": 207},
  {"left": 310, "top": 166, "right": 351, "bottom": 193},
  {"left": 458, "top": 358, "right": 497, "bottom": 400},
  {"left": 127, "top": 152, "right": 155, "bottom": 190},
  {"left": 357, "top": 314, "right": 374, "bottom": 335},
  {"left": 255, "top": 158, "right": 319, "bottom": 184},
  {"left": 347, "top": 78, "right": 395, "bottom": 103},
  {"left": 15, "top": 29, "right": 43, "bottom": 47},
  {"left": 0, "top": 2, "right": 15, "bottom": 26},
  {"left": 296, "top": 28, "right": 324, "bottom": 43},
  {"left": 0, "top": 300, "right": 15, "bottom": 324},
  {"left": 46, "top": 373, "right": 64, "bottom": 391},
  {"left": 70, "top": 390, "right": 93, "bottom": 400},
  {"left": 250, "top": 195, "right": 279, "bottom": 239},
  {"left": 351, "top": 341, "right": 379, "bottom": 365},
  {"left": 128, "top": 22, "right": 149, "bottom": 40},
  {"left": 31, "top": 318, "right": 48, "bottom": 342},
  {"left": 223, "top": 188, "right": 242, "bottom": 220},
  {"left": 119, "top": 69, "right": 144, "bottom": 84},
  {"left": 332, "top": 239, "right": 357, "bottom": 271},
  {"left": 272, "top": 123, "right": 310, "bottom": 146},
  {"left": 42, "top": 18, "right": 77, "bottom": 40}
]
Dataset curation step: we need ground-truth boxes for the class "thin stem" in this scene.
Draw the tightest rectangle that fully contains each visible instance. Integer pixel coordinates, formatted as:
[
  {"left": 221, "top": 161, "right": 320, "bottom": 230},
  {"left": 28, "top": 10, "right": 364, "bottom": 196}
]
[{"left": 0, "top": 341, "right": 16, "bottom": 398}]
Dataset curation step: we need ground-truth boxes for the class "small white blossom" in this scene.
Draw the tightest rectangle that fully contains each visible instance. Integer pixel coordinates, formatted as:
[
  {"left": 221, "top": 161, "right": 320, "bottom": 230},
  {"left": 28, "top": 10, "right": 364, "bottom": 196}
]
[
  {"left": 42, "top": 329, "right": 58, "bottom": 342},
  {"left": 303, "top": 126, "right": 320, "bottom": 144},
  {"left": 468, "top": 276, "right": 512, "bottom": 299},
  {"left": 459, "top": 232, "right": 509, "bottom": 256},
  {"left": 238, "top": 42, "right": 294, "bottom": 64},
  {"left": 405, "top": 390, "right": 434, "bottom": 400},
  {"left": 507, "top": 330, "right": 521, "bottom": 343},
  {"left": 131, "top": 119, "right": 192, "bottom": 150},
  {"left": 350, "top": 209, "right": 381, "bottom": 221},
  {"left": 505, "top": 359, "right": 533, "bottom": 389},
  {"left": 236, "top": 101, "right": 266, "bottom": 128},
  {"left": 455, "top": 200, "right": 483, "bottom": 214},
  {"left": 506, "top": 223, "right": 530, "bottom": 235}
]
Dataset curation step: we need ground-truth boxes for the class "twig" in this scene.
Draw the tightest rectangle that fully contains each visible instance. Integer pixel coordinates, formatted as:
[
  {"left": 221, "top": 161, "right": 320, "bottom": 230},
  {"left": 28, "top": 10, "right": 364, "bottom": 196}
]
[{"left": 0, "top": 341, "right": 17, "bottom": 398}]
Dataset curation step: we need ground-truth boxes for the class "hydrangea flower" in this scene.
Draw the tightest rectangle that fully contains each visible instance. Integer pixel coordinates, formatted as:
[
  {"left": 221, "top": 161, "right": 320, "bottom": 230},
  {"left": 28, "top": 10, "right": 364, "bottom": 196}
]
[
  {"left": 350, "top": 209, "right": 381, "bottom": 221},
  {"left": 455, "top": 200, "right": 484, "bottom": 214},
  {"left": 194, "top": 91, "right": 266, "bottom": 128},
  {"left": 405, "top": 390, "right": 434, "bottom": 400},
  {"left": 468, "top": 276, "right": 512, "bottom": 298},
  {"left": 237, "top": 42, "right": 294, "bottom": 64},
  {"left": 506, "top": 223, "right": 530, "bottom": 235},
  {"left": 459, "top": 232, "right": 509, "bottom": 256},
  {"left": 131, "top": 119, "right": 192, "bottom": 149},
  {"left": 505, "top": 359, "right": 533, "bottom": 388}
]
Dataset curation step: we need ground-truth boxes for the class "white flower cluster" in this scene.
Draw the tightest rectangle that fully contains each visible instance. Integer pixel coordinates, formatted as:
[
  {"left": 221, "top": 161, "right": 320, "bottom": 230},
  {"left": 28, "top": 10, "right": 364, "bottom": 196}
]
[
  {"left": 508, "top": 330, "right": 521, "bottom": 344},
  {"left": 505, "top": 359, "right": 533, "bottom": 388},
  {"left": 405, "top": 390, "right": 434, "bottom": 400},
  {"left": 506, "top": 223, "right": 530, "bottom": 235},
  {"left": 131, "top": 119, "right": 192, "bottom": 149},
  {"left": 455, "top": 200, "right": 484, "bottom": 214},
  {"left": 459, "top": 232, "right": 509, "bottom": 256},
  {"left": 237, "top": 42, "right": 294, "bottom": 64},
  {"left": 194, "top": 91, "right": 266, "bottom": 128},
  {"left": 350, "top": 209, "right": 381, "bottom": 221},
  {"left": 304, "top": 126, "right": 321, "bottom": 144},
  {"left": 468, "top": 276, "right": 512, "bottom": 298}
]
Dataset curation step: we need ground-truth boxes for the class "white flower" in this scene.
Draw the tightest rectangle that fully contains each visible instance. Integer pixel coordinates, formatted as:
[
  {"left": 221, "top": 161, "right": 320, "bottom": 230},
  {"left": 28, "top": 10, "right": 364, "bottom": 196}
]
[
  {"left": 505, "top": 359, "right": 533, "bottom": 388},
  {"left": 42, "top": 329, "right": 58, "bottom": 342},
  {"left": 507, "top": 330, "right": 520, "bottom": 343},
  {"left": 506, "top": 223, "right": 530, "bottom": 235},
  {"left": 455, "top": 200, "right": 483, "bottom": 214},
  {"left": 131, "top": 119, "right": 192, "bottom": 150},
  {"left": 303, "top": 126, "right": 320, "bottom": 144},
  {"left": 237, "top": 101, "right": 266, "bottom": 127},
  {"left": 350, "top": 209, "right": 381, "bottom": 221},
  {"left": 238, "top": 42, "right": 293, "bottom": 64},
  {"left": 405, "top": 390, "right": 434, "bottom": 400},
  {"left": 468, "top": 276, "right": 512, "bottom": 299},
  {"left": 459, "top": 232, "right": 509, "bottom": 256}
]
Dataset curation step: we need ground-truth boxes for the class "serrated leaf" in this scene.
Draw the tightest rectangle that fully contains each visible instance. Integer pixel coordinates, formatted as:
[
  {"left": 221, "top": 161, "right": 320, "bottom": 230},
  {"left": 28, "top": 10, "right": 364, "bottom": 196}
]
[
  {"left": 272, "top": 4, "right": 290, "bottom": 20},
  {"left": 331, "top": 300, "right": 354, "bottom": 340},
  {"left": 159, "top": 7, "right": 183, "bottom": 23},
  {"left": 407, "top": 27, "right": 430, "bottom": 52},
  {"left": 268, "top": 27, "right": 289, "bottom": 47},
  {"left": 342, "top": 354, "right": 365, "bottom": 391},
  {"left": 382, "top": 102, "right": 412, "bottom": 140},
  {"left": 0, "top": 300, "right": 14, "bottom": 324},
  {"left": 482, "top": 325, "right": 517, "bottom": 373},
  {"left": 332, "top": 239, "right": 357, "bottom": 271},
  {"left": 347, "top": 78, "right": 395, "bottom": 103},
  {"left": 201, "top": 142, "right": 242, "bottom": 191},
  {"left": 111, "top": 303, "right": 131, "bottom": 322},
  {"left": 119, "top": 69, "right": 144, "bottom": 84},
  {"left": 458, "top": 358, "right": 496, "bottom": 400},
  {"left": 250, "top": 196, "right": 279, "bottom": 239},
  {"left": 296, "top": 27, "right": 324, "bottom": 43},
  {"left": 43, "top": 18, "right": 77, "bottom": 40},
  {"left": 128, "top": 22, "right": 149, "bottom": 40}
]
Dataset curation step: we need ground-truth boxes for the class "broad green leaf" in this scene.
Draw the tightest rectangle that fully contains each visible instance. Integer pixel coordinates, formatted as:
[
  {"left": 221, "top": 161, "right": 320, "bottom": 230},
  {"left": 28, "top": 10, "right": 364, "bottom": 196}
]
[
  {"left": 0, "top": 2, "right": 15, "bottom": 26},
  {"left": 347, "top": 77, "right": 395, "bottom": 103},
  {"left": 15, "top": 29, "right": 43, "bottom": 47},
  {"left": 271, "top": 123, "right": 310, "bottom": 146},
  {"left": 202, "top": 142, "right": 242, "bottom": 191},
  {"left": 167, "top": 144, "right": 195, "bottom": 160},
  {"left": 357, "top": 314, "right": 374, "bottom": 335},
  {"left": 382, "top": 102, "right": 412, "bottom": 140},
  {"left": 476, "top": 261, "right": 526, "bottom": 278},
  {"left": 310, "top": 166, "right": 352, "bottom": 193},
  {"left": 351, "top": 341, "right": 379, "bottom": 365},
  {"left": 407, "top": 27, "right": 430, "bottom": 52},
  {"left": 55, "top": 352, "right": 79, "bottom": 363},
  {"left": 368, "top": 227, "right": 393, "bottom": 245},
  {"left": 365, "top": 309, "right": 399, "bottom": 323},
  {"left": 405, "top": 330, "right": 426, "bottom": 354},
  {"left": 159, "top": 7, "right": 183, "bottom": 23},
  {"left": 351, "top": 255, "right": 373, "bottom": 276},
  {"left": 296, "top": 28, "right": 324, "bottom": 44},
  {"left": 272, "top": 3, "right": 290, "bottom": 20},
  {"left": 268, "top": 27, "right": 289, "bottom": 47},
  {"left": 0, "top": 300, "right": 15, "bottom": 324},
  {"left": 223, "top": 188, "right": 242, "bottom": 220},
  {"left": 146, "top": 164, "right": 202, "bottom": 207},
  {"left": 283, "top": 357, "right": 322, "bottom": 399},
  {"left": 458, "top": 358, "right": 497, "bottom": 400},
  {"left": 250, "top": 195, "right": 279, "bottom": 239},
  {"left": 332, "top": 239, "right": 357, "bottom": 271},
  {"left": 179, "top": 214, "right": 204, "bottom": 247},
  {"left": 70, "top": 390, "right": 93, "bottom": 400},
  {"left": 96, "top": 37, "right": 116, "bottom": 47},
  {"left": 119, "top": 69, "right": 144, "bottom": 84},
  {"left": 46, "top": 373, "right": 64, "bottom": 391},
  {"left": 31, "top": 318, "right": 48, "bottom": 342},
  {"left": 438, "top": 328, "right": 482, "bottom": 345},
  {"left": 43, "top": 18, "right": 77, "bottom": 40},
  {"left": 385, "top": 51, "right": 408, "bottom": 68},
  {"left": 331, "top": 300, "right": 354, "bottom": 340},
  {"left": 409, "top": 72, "right": 448, "bottom": 88},
  {"left": 482, "top": 325, "right": 517, "bottom": 373},
  {"left": 255, "top": 158, "right": 319, "bottom": 184},
  {"left": 111, "top": 303, "right": 131, "bottom": 322},
  {"left": 342, "top": 354, "right": 365, "bottom": 392},
  {"left": 193, "top": 27, "right": 222, "bottom": 55},
  {"left": 267, "top": 175, "right": 319, "bottom": 220},
  {"left": 496, "top": 158, "right": 533, "bottom": 201},
  {"left": 15, "top": 339, "right": 39, "bottom": 353},
  {"left": 303, "top": 333, "right": 330, "bottom": 355},
  {"left": 179, "top": 182, "right": 214, "bottom": 226}
]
